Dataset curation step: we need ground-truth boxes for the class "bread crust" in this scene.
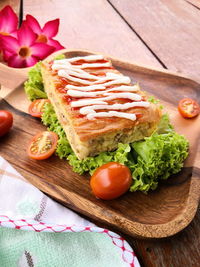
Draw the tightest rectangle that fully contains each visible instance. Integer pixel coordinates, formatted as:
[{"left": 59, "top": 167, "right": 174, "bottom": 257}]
[{"left": 41, "top": 57, "right": 161, "bottom": 159}]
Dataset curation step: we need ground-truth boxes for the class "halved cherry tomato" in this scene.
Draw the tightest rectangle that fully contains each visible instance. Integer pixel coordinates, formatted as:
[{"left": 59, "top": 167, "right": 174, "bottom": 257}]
[
  {"left": 28, "top": 131, "right": 58, "bottom": 160},
  {"left": 28, "top": 99, "right": 50, "bottom": 118},
  {"left": 0, "top": 110, "right": 13, "bottom": 137},
  {"left": 90, "top": 162, "right": 132, "bottom": 200},
  {"left": 178, "top": 98, "right": 200, "bottom": 118}
]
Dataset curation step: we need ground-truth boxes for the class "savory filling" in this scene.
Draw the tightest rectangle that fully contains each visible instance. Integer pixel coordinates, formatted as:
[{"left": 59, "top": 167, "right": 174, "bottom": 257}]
[
  {"left": 24, "top": 55, "right": 189, "bottom": 193},
  {"left": 41, "top": 54, "right": 161, "bottom": 159}
]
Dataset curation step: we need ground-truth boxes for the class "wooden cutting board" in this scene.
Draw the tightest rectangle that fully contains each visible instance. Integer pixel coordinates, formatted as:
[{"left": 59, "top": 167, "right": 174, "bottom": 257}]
[{"left": 0, "top": 49, "right": 200, "bottom": 239}]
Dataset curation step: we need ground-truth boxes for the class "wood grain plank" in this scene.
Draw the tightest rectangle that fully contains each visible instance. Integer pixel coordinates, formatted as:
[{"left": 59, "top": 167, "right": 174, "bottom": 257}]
[
  {"left": 0, "top": 0, "right": 20, "bottom": 13},
  {"left": 1, "top": 50, "right": 200, "bottom": 241},
  {"left": 0, "top": 96, "right": 199, "bottom": 238},
  {"left": 23, "top": 0, "right": 161, "bottom": 67},
  {"left": 126, "top": 208, "right": 200, "bottom": 267},
  {"left": 109, "top": 0, "right": 200, "bottom": 81},
  {"left": 185, "top": 0, "right": 200, "bottom": 9}
]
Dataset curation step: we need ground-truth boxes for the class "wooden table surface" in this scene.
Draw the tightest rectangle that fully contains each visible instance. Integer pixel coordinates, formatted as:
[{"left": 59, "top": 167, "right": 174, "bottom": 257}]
[{"left": 1, "top": 0, "right": 200, "bottom": 266}]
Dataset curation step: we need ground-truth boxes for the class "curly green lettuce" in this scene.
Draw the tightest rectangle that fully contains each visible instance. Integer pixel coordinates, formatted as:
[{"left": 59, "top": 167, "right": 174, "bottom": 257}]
[
  {"left": 24, "top": 62, "right": 47, "bottom": 101},
  {"left": 41, "top": 103, "right": 189, "bottom": 192},
  {"left": 24, "top": 54, "right": 66, "bottom": 101},
  {"left": 24, "top": 54, "right": 189, "bottom": 192},
  {"left": 129, "top": 132, "right": 188, "bottom": 192}
]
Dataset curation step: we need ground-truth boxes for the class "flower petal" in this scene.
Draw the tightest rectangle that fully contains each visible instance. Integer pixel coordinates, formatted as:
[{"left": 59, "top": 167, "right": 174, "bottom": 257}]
[
  {"left": 42, "top": 19, "right": 59, "bottom": 38},
  {"left": 0, "top": 35, "right": 19, "bottom": 53},
  {"left": 17, "top": 24, "right": 37, "bottom": 46},
  {"left": 24, "top": 56, "right": 38, "bottom": 67},
  {"left": 9, "top": 30, "right": 17, "bottom": 38},
  {"left": 0, "top": 5, "right": 18, "bottom": 34},
  {"left": 47, "top": 38, "right": 65, "bottom": 51},
  {"left": 7, "top": 54, "right": 26, "bottom": 68},
  {"left": 3, "top": 50, "right": 13, "bottom": 61},
  {"left": 25, "top": 14, "right": 42, "bottom": 35},
  {"left": 31, "top": 43, "right": 54, "bottom": 59}
]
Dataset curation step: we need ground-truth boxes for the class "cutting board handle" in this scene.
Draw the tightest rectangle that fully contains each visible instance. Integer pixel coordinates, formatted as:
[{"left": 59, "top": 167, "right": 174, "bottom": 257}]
[{"left": 0, "top": 63, "right": 29, "bottom": 91}]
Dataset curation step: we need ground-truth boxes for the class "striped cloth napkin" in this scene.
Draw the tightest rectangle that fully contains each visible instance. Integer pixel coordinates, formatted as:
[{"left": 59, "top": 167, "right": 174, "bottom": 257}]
[{"left": 0, "top": 156, "right": 140, "bottom": 267}]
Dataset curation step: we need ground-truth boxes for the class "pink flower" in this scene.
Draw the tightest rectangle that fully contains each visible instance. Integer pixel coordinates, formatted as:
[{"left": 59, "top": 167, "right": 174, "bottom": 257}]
[
  {"left": 24, "top": 15, "right": 64, "bottom": 51},
  {"left": 0, "top": 5, "right": 18, "bottom": 61},
  {"left": 0, "top": 5, "right": 18, "bottom": 37},
  {"left": 1, "top": 24, "right": 54, "bottom": 68}
]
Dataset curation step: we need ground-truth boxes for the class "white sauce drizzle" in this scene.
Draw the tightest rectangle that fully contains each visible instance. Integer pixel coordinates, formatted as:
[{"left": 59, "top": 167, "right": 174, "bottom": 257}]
[
  {"left": 80, "top": 101, "right": 150, "bottom": 114},
  {"left": 65, "top": 84, "right": 139, "bottom": 92},
  {"left": 60, "top": 55, "right": 104, "bottom": 63},
  {"left": 70, "top": 99, "right": 108, "bottom": 107},
  {"left": 58, "top": 70, "right": 93, "bottom": 85},
  {"left": 93, "top": 77, "right": 131, "bottom": 86},
  {"left": 71, "top": 94, "right": 141, "bottom": 107},
  {"left": 68, "top": 90, "right": 105, "bottom": 98},
  {"left": 107, "top": 85, "right": 139, "bottom": 92},
  {"left": 52, "top": 55, "right": 150, "bottom": 121},
  {"left": 68, "top": 90, "right": 141, "bottom": 101},
  {"left": 79, "top": 62, "right": 111, "bottom": 69},
  {"left": 67, "top": 70, "right": 98, "bottom": 80},
  {"left": 87, "top": 111, "right": 136, "bottom": 121},
  {"left": 66, "top": 84, "right": 106, "bottom": 91}
]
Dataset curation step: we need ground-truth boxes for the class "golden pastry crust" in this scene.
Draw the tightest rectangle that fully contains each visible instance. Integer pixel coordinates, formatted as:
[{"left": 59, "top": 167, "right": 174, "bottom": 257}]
[{"left": 41, "top": 56, "right": 161, "bottom": 159}]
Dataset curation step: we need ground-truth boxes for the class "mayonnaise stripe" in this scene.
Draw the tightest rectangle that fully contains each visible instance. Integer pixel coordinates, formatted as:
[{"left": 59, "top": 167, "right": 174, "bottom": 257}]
[
  {"left": 67, "top": 70, "right": 98, "bottom": 80},
  {"left": 52, "top": 55, "right": 149, "bottom": 121},
  {"left": 87, "top": 111, "right": 136, "bottom": 121},
  {"left": 66, "top": 84, "right": 106, "bottom": 91},
  {"left": 65, "top": 84, "right": 138, "bottom": 92},
  {"left": 67, "top": 90, "right": 142, "bottom": 101},
  {"left": 80, "top": 102, "right": 150, "bottom": 114},
  {"left": 67, "top": 90, "right": 105, "bottom": 97},
  {"left": 58, "top": 70, "right": 92, "bottom": 85},
  {"left": 105, "top": 92, "right": 142, "bottom": 101},
  {"left": 71, "top": 94, "right": 142, "bottom": 107},
  {"left": 70, "top": 99, "right": 108, "bottom": 108},
  {"left": 93, "top": 77, "right": 131, "bottom": 86},
  {"left": 79, "top": 62, "right": 111, "bottom": 69},
  {"left": 107, "top": 85, "right": 139, "bottom": 92}
]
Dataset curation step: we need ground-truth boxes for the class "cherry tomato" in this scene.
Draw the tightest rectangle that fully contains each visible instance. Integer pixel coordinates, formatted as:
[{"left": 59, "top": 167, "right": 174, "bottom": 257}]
[
  {"left": 28, "top": 99, "right": 50, "bottom": 118},
  {"left": 0, "top": 110, "right": 13, "bottom": 137},
  {"left": 178, "top": 98, "right": 200, "bottom": 118},
  {"left": 90, "top": 162, "right": 132, "bottom": 200},
  {"left": 27, "top": 131, "right": 58, "bottom": 160}
]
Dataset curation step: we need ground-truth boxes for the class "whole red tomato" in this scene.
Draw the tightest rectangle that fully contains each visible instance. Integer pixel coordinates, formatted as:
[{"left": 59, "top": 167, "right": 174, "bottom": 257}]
[
  {"left": 90, "top": 162, "right": 132, "bottom": 200},
  {"left": 0, "top": 110, "right": 13, "bottom": 137}
]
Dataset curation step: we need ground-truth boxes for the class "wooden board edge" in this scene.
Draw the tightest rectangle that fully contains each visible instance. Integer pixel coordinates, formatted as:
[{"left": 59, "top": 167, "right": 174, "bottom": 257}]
[
  {"left": 17, "top": 162, "right": 200, "bottom": 239},
  {"left": 48, "top": 49, "right": 200, "bottom": 85},
  {"left": 1, "top": 49, "right": 200, "bottom": 238},
  {"left": 2, "top": 48, "right": 199, "bottom": 86}
]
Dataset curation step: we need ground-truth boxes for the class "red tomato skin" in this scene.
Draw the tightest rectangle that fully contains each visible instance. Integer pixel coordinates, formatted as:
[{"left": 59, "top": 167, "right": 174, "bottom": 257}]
[
  {"left": 90, "top": 162, "right": 132, "bottom": 200},
  {"left": 28, "top": 99, "right": 50, "bottom": 118},
  {"left": 178, "top": 98, "right": 200, "bottom": 118},
  {"left": 0, "top": 110, "right": 13, "bottom": 137},
  {"left": 27, "top": 131, "right": 58, "bottom": 160}
]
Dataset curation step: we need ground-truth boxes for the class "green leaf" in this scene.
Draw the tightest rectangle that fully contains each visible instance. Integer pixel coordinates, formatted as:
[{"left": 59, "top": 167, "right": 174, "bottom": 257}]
[
  {"left": 41, "top": 103, "right": 188, "bottom": 193},
  {"left": 24, "top": 62, "right": 47, "bottom": 101},
  {"left": 24, "top": 54, "right": 66, "bottom": 101}
]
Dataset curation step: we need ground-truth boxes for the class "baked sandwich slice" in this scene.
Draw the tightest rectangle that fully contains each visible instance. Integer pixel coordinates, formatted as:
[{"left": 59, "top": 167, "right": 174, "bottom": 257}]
[{"left": 41, "top": 54, "right": 161, "bottom": 160}]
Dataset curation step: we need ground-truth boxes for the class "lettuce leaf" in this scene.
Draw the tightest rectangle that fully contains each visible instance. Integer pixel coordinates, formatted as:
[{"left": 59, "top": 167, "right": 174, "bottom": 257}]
[
  {"left": 25, "top": 55, "right": 189, "bottom": 192},
  {"left": 24, "top": 54, "right": 66, "bottom": 101},
  {"left": 24, "top": 62, "right": 47, "bottom": 101},
  {"left": 129, "top": 132, "right": 188, "bottom": 192},
  {"left": 156, "top": 113, "right": 173, "bottom": 134},
  {"left": 41, "top": 103, "right": 189, "bottom": 192}
]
